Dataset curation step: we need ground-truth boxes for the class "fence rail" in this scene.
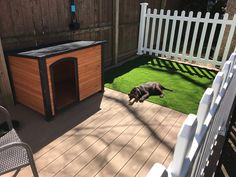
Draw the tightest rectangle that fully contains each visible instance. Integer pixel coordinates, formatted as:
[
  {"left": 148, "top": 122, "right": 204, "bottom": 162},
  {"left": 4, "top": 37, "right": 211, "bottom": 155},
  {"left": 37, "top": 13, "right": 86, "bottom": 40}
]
[
  {"left": 146, "top": 50, "right": 236, "bottom": 176},
  {"left": 137, "top": 3, "right": 236, "bottom": 68}
]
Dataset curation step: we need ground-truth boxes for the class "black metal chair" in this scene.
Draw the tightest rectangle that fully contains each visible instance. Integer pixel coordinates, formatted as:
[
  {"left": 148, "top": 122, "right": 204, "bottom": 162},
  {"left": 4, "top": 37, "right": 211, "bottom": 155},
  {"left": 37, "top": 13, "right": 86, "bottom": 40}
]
[{"left": 0, "top": 106, "right": 38, "bottom": 177}]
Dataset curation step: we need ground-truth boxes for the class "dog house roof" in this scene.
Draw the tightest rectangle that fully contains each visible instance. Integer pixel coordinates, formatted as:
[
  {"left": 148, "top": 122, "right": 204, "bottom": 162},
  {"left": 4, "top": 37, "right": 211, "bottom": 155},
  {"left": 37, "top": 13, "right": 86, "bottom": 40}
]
[{"left": 15, "top": 41, "right": 105, "bottom": 59}]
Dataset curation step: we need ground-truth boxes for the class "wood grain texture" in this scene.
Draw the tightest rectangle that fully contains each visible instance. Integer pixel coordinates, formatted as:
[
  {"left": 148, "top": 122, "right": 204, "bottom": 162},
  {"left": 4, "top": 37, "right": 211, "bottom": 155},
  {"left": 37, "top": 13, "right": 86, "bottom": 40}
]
[
  {"left": 78, "top": 45, "right": 102, "bottom": 100},
  {"left": 46, "top": 45, "right": 102, "bottom": 114},
  {"left": 0, "top": 0, "right": 162, "bottom": 68},
  {"left": 0, "top": 88, "right": 187, "bottom": 177},
  {"left": 8, "top": 56, "right": 45, "bottom": 114},
  {"left": 0, "top": 38, "right": 13, "bottom": 106}
]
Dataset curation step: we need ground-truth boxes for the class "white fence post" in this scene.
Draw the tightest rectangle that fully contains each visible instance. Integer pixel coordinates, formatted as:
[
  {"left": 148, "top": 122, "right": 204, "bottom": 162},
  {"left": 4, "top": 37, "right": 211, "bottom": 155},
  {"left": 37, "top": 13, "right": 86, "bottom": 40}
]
[
  {"left": 196, "top": 88, "right": 214, "bottom": 135},
  {"left": 170, "top": 114, "right": 197, "bottom": 176},
  {"left": 146, "top": 163, "right": 168, "bottom": 177},
  {"left": 219, "top": 65, "right": 236, "bottom": 136},
  {"left": 144, "top": 8, "right": 151, "bottom": 54},
  {"left": 137, "top": 3, "right": 148, "bottom": 55},
  {"left": 155, "top": 9, "right": 164, "bottom": 56},
  {"left": 229, "top": 53, "right": 236, "bottom": 73},
  {"left": 211, "top": 72, "right": 224, "bottom": 108},
  {"left": 221, "top": 60, "right": 231, "bottom": 90},
  {"left": 193, "top": 89, "right": 214, "bottom": 176}
]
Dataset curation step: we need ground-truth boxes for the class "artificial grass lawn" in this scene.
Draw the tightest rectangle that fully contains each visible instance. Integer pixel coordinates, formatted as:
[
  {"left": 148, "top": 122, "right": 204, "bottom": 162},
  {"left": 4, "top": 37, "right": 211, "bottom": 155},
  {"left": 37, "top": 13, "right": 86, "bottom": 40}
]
[{"left": 104, "top": 57, "right": 217, "bottom": 114}]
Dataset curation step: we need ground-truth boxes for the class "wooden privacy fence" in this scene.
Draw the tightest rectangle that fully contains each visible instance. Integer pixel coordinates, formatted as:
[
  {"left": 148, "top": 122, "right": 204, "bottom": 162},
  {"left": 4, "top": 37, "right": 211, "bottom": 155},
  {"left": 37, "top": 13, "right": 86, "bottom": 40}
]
[
  {"left": 137, "top": 3, "right": 236, "bottom": 68},
  {"left": 146, "top": 52, "right": 236, "bottom": 177}
]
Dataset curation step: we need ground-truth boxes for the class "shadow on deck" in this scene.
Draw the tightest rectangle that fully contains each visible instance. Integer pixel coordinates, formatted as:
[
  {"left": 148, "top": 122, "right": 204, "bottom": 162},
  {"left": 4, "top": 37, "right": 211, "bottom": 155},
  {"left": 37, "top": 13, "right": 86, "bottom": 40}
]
[{"left": 3, "top": 89, "right": 187, "bottom": 177}]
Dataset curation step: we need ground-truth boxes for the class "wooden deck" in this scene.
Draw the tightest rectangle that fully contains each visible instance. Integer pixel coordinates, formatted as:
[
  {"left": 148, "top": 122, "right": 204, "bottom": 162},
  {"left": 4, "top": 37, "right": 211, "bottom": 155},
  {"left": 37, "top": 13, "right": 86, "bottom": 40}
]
[{"left": 3, "top": 88, "right": 187, "bottom": 177}]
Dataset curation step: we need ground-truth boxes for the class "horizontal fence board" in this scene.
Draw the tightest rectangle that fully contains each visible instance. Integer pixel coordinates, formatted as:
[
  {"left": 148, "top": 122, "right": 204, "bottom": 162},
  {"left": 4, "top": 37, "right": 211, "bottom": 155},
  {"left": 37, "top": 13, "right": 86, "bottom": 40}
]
[{"left": 145, "top": 13, "right": 235, "bottom": 24}]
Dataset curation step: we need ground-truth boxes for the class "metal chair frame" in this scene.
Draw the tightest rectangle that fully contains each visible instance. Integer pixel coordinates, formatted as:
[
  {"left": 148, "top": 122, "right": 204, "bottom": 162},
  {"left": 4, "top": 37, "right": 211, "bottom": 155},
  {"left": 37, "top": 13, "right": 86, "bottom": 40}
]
[{"left": 0, "top": 106, "right": 38, "bottom": 177}]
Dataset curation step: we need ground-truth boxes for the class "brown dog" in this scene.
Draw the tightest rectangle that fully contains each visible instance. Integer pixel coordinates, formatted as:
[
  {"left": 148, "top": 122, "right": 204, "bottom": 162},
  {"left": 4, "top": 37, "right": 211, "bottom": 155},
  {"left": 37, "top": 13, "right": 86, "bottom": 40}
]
[{"left": 128, "top": 82, "right": 173, "bottom": 105}]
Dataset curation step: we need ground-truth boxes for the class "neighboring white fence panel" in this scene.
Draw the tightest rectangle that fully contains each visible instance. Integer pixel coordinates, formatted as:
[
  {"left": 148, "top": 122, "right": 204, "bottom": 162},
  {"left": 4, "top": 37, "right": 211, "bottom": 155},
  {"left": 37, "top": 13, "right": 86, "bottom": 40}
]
[
  {"left": 137, "top": 3, "right": 236, "bottom": 68},
  {"left": 146, "top": 52, "right": 236, "bottom": 177}
]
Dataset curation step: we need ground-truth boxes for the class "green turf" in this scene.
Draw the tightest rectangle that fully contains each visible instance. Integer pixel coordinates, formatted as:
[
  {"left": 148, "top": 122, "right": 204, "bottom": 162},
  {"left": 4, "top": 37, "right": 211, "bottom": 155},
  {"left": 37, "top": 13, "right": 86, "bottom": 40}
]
[{"left": 104, "top": 57, "right": 217, "bottom": 114}]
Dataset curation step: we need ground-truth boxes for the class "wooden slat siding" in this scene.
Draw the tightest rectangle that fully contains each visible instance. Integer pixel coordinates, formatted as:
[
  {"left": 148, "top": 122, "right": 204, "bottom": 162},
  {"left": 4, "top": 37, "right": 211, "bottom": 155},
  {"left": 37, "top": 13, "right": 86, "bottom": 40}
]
[
  {"left": 21, "top": 0, "right": 35, "bottom": 36},
  {"left": 8, "top": 56, "right": 45, "bottom": 114},
  {"left": 1, "top": 0, "right": 161, "bottom": 68},
  {"left": 39, "top": 0, "right": 51, "bottom": 33},
  {"left": 0, "top": 1, "right": 14, "bottom": 37},
  {"left": 0, "top": 38, "right": 13, "bottom": 106},
  {"left": 45, "top": 45, "right": 102, "bottom": 114},
  {"left": 31, "top": 0, "right": 44, "bottom": 38},
  {"left": 8, "top": 0, "right": 25, "bottom": 36},
  {"left": 78, "top": 45, "right": 102, "bottom": 100}
]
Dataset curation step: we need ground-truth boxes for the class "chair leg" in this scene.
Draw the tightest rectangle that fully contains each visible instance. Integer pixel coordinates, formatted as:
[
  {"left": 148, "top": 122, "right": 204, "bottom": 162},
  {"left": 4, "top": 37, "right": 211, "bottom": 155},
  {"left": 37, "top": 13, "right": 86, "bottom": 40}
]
[
  {"left": 13, "top": 168, "right": 21, "bottom": 177},
  {"left": 30, "top": 162, "right": 39, "bottom": 177}
]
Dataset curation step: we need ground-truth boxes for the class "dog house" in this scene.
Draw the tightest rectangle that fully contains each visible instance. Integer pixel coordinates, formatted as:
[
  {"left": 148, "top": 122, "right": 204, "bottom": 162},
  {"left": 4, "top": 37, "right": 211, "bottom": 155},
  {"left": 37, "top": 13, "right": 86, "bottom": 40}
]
[{"left": 7, "top": 41, "right": 105, "bottom": 120}]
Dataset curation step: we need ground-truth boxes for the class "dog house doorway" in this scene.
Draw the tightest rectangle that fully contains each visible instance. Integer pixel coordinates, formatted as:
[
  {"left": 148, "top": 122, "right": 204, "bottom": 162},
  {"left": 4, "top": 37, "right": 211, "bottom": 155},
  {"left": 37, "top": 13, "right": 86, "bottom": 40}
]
[{"left": 50, "top": 58, "right": 78, "bottom": 112}]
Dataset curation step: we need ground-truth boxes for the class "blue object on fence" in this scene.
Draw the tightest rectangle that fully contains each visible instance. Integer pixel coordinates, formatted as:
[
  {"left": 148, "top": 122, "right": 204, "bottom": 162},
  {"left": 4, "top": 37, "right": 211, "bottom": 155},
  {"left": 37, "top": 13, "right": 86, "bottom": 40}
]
[{"left": 71, "top": 4, "right": 76, "bottom": 12}]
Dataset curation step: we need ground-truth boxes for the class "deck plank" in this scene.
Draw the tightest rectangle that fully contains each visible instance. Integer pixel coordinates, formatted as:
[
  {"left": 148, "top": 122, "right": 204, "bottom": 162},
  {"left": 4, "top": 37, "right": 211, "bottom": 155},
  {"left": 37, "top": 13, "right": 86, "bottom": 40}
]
[
  {"left": 53, "top": 100, "right": 155, "bottom": 177},
  {"left": 135, "top": 113, "right": 187, "bottom": 177},
  {"left": 74, "top": 105, "right": 165, "bottom": 177},
  {"left": 1, "top": 88, "right": 187, "bottom": 177},
  {"left": 114, "top": 109, "right": 181, "bottom": 177}
]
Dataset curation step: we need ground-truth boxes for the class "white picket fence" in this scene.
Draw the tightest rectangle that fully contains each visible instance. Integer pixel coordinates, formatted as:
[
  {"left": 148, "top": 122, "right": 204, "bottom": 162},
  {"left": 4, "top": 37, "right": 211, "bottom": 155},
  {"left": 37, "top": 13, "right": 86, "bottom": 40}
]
[
  {"left": 146, "top": 51, "right": 236, "bottom": 177},
  {"left": 137, "top": 3, "right": 236, "bottom": 68}
]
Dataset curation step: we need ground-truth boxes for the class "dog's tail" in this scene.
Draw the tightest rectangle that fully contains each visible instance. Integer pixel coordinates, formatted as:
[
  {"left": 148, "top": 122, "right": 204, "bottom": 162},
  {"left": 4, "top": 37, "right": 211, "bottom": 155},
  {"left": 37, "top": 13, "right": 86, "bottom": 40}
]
[{"left": 160, "top": 85, "right": 173, "bottom": 92}]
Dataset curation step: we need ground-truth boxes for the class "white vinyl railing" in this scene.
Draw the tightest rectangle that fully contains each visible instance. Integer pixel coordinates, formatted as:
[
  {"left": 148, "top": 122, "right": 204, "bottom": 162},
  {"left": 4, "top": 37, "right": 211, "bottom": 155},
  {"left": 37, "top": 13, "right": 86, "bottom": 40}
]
[
  {"left": 137, "top": 3, "right": 236, "bottom": 68},
  {"left": 146, "top": 52, "right": 236, "bottom": 177}
]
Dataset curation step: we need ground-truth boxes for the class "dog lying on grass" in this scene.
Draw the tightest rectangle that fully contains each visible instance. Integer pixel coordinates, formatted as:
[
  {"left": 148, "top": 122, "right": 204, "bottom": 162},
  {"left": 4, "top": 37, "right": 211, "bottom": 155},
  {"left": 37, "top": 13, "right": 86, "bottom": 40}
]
[{"left": 128, "top": 82, "right": 173, "bottom": 105}]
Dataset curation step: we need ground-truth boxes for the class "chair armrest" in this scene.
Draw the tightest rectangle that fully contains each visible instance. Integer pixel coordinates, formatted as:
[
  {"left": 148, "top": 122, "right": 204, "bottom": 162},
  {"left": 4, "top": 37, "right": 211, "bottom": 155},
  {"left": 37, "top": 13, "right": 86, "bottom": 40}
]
[
  {"left": 0, "top": 141, "right": 33, "bottom": 155},
  {"left": 0, "top": 106, "right": 13, "bottom": 130}
]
